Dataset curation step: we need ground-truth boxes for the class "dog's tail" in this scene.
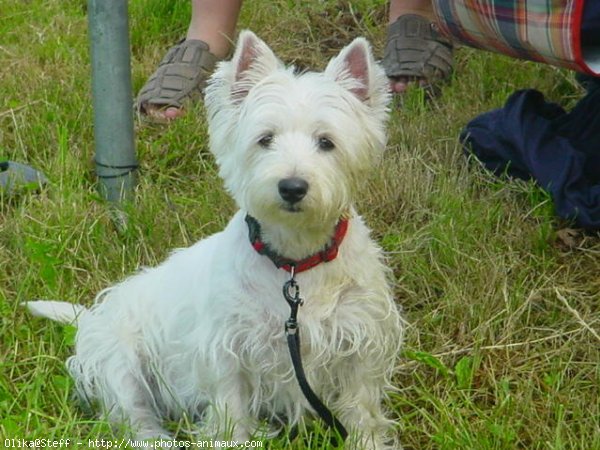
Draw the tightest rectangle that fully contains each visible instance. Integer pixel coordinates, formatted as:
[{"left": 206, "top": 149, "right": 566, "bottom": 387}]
[{"left": 24, "top": 300, "right": 86, "bottom": 325}]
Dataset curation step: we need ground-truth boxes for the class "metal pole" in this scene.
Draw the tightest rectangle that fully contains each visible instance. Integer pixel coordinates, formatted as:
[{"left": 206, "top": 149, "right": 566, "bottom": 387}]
[{"left": 88, "top": 0, "right": 138, "bottom": 204}]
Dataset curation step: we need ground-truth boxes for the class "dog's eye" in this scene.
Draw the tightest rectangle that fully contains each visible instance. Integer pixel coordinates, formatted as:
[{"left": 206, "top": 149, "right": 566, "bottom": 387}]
[
  {"left": 258, "top": 133, "right": 274, "bottom": 148},
  {"left": 317, "top": 136, "right": 335, "bottom": 151}
]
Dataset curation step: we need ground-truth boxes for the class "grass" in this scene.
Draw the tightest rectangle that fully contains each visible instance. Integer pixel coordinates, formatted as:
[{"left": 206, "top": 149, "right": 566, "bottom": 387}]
[{"left": 1, "top": 0, "right": 599, "bottom": 448}]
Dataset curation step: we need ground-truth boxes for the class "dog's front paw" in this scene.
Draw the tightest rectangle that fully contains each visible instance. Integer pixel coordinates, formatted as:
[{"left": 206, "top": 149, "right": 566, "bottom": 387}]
[{"left": 352, "top": 434, "right": 401, "bottom": 450}]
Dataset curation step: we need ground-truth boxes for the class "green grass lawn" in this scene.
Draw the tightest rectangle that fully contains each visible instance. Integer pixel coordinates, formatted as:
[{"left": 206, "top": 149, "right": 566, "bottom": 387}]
[{"left": 1, "top": 0, "right": 599, "bottom": 448}]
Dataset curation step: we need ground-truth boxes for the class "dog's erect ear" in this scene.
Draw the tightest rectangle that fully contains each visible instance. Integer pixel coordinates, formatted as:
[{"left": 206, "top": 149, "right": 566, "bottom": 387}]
[
  {"left": 231, "top": 30, "right": 280, "bottom": 101},
  {"left": 325, "top": 38, "right": 377, "bottom": 102}
]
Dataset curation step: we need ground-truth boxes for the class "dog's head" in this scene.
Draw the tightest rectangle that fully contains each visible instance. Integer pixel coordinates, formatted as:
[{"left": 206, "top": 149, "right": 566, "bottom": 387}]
[{"left": 205, "top": 30, "right": 390, "bottom": 229}]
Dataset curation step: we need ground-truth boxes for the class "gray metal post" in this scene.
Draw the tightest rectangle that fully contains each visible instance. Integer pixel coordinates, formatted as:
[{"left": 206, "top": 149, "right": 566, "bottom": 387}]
[{"left": 88, "top": 0, "right": 138, "bottom": 204}]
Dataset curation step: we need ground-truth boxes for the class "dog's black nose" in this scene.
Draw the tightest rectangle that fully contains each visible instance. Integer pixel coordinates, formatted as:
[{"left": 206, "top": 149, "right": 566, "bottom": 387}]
[{"left": 278, "top": 177, "right": 309, "bottom": 204}]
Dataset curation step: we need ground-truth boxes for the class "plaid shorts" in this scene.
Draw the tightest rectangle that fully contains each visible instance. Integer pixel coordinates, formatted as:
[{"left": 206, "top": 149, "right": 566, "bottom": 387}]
[{"left": 432, "top": 0, "right": 600, "bottom": 75}]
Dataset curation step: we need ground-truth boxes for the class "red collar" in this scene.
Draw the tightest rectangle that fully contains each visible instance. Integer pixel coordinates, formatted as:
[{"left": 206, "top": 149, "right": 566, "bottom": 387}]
[{"left": 245, "top": 215, "right": 349, "bottom": 274}]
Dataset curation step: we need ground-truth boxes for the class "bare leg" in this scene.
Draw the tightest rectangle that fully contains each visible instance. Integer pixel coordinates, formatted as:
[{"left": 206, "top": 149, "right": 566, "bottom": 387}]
[
  {"left": 186, "top": 0, "right": 242, "bottom": 59},
  {"left": 389, "top": 0, "right": 434, "bottom": 23}
]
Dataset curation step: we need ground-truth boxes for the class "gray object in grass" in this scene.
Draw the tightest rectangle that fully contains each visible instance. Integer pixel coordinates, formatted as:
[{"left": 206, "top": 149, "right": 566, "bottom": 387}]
[{"left": 0, "top": 161, "right": 48, "bottom": 195}]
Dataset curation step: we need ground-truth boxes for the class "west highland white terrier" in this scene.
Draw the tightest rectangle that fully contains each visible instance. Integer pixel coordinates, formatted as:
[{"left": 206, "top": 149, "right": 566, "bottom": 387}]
[{"left": 27, "top": 31, "right": 403, "bottom": 449}]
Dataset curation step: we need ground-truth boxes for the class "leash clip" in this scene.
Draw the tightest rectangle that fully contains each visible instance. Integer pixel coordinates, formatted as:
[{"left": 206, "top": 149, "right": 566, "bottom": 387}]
[
  {"left": 283, "top": 265, "right": 303, "bottom": 335},
  {"left": 283, "top": 266, "right": 303, "bottom": 308}
]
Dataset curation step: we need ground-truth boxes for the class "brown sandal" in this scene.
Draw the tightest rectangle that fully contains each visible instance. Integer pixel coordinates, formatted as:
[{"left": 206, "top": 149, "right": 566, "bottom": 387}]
[
  {"left": 136, "top": 39, "right": 219, "bottom": 120},
  {"left": 383, "top": 14, "right": 453, "bottom": 94}
]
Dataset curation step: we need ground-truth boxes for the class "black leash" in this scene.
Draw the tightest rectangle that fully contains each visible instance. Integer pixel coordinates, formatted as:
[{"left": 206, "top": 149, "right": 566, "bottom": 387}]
[{"left": 282, "top": 267, "right": 348, "bottom": 446}]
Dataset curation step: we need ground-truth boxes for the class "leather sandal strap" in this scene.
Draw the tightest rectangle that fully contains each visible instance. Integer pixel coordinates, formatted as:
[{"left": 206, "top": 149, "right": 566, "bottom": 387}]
[
  {"left": 136, "top": 39, "right": 219, "bottom": 113},
  {"left": 383, "top": 14, "right": 453, "bottom": 82}
]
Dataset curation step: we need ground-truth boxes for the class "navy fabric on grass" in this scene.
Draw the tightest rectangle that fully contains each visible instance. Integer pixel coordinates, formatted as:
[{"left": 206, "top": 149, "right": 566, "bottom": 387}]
[
  {"left": 461, "top": 87, "right": 600, "bottom": 229},
  {"left": 582, "top": 1, "right": 600, "bottom": 46}
]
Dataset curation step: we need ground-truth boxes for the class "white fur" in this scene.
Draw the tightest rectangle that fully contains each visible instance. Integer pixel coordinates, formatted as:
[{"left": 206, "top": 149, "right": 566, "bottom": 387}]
[
  {"left": 27, "top": 31, "right": 403, "bottom": 449},
  {"left": 26, "top": 300, "right": 85, "bottom": 323}
]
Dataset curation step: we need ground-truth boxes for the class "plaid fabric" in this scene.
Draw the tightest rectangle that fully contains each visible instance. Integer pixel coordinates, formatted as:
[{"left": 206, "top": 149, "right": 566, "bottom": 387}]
[{"left": 432, "top": 0, "right": 599, "bottom": 75}]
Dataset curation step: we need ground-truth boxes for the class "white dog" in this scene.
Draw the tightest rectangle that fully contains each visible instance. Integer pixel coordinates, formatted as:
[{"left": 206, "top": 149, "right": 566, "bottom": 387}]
[{"left": 27, "top": 31, "right": 403, "bottom": 449}]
